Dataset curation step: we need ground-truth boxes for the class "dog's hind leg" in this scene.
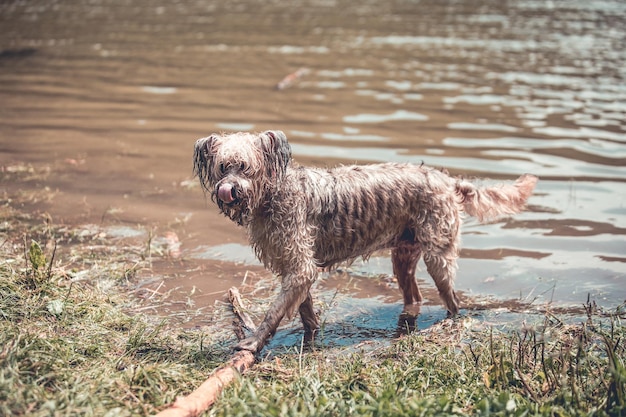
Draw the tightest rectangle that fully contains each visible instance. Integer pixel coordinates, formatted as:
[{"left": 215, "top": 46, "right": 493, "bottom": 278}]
[
  {"left": 298, "top": 291, "right": 319, "bottom": 343},
  {"left": 392, "top": 244, "right": 423, "bottom": 306},
  {"left": 424, "top": 250, "right": 460, "bottom": 316}
]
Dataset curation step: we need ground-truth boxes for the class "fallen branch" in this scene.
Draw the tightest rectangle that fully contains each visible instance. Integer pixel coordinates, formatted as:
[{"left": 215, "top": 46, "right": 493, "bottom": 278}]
[
  {"left": 154, "top": 350, "right": 255, "bottom": 417},
  {"left": 153, "top": 287, "right": 258, "bottom": 417},
  {"left": 228, "top": 286, "right": 257, "bottom": 333}
]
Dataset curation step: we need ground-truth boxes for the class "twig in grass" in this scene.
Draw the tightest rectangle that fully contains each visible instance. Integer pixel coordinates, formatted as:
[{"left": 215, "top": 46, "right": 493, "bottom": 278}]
[
  {"left": 148, "top": 281, "right": 165, "bottom": 300},
  {"left": 64, "top": 281, "right": 74, "bottom": 302},
  {"left": 46, "top": 240, "right": 57, "bottom": 281},
  {"left": 132, "top": 304, "right": 160, "bottom": 313},
  {"left": 22, "top": 234, "right": 28, "bottom": 270},
  {"left": 515, "top": 363, "right": 539, "bottom": 402},
  {"left": 467, "top": 343, "right": 480, "bottom": 367}
]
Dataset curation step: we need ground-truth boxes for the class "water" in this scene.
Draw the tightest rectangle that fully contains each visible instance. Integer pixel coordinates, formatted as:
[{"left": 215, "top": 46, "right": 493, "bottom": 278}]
[{"left": 1, "top": 0, "right": 625, "bottom": 344}]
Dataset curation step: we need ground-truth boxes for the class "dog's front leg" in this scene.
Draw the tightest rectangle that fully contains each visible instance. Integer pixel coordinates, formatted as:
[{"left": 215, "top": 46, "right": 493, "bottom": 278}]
[{"left": 235, "top": 277, "right": 312, "bottom": 353}]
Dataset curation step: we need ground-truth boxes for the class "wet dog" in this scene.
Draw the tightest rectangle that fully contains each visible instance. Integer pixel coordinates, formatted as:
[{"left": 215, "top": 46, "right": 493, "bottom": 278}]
[{"left": 193, "top": 130, "right": 537, "bottom": 352}]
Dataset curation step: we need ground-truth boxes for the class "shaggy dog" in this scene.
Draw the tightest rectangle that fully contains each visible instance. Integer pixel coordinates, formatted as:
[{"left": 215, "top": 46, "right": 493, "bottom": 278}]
[{"left": 194, "top": 130, "right": 537, "bottom": 352}]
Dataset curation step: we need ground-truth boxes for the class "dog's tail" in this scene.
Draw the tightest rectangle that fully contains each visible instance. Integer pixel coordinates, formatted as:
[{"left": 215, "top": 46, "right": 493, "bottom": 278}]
[{"left": 455, "top": 174, "right": 538, "bottom": 222}]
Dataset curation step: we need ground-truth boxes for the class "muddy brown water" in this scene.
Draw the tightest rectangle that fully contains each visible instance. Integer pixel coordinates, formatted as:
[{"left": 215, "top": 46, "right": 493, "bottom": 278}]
[{"left": 1, "top": 1, "right": 625, "bottom": 346}]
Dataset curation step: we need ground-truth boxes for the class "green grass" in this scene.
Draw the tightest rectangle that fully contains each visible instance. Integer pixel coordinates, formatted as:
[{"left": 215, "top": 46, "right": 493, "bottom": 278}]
[
  {"left": 212, "top": 309, "right": 625, "bottom": 417},
  {"left": 0, "top": 237, "right": 230, "bottom": 417},
  {"left": 0, "top": 176, "right": 624, "bottom": 416}
]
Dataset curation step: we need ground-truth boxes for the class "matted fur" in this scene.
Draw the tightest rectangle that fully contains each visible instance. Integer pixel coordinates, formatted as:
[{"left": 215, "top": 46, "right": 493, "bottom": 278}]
[{"left": 194, "top": 130, "right": 538, "bottom": 352}]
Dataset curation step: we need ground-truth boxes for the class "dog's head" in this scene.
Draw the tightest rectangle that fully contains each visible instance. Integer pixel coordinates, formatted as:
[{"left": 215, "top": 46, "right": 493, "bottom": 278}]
[{"left": 193, "top": 130, "right": 292, "bottom": 225}]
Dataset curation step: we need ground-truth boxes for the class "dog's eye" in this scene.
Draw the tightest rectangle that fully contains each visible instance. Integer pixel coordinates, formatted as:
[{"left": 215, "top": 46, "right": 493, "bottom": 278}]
[
  {"left": 219, "top": 163, "right": 225, "bottom": 174},
  {"left": 239, "top": 162, "right": 246, "bottom": 172}
]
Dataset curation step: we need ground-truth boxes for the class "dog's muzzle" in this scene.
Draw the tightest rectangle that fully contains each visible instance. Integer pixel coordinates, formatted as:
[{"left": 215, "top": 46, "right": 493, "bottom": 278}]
[{"left": 217, "top": 183, "right": 237, "bottom": 204}]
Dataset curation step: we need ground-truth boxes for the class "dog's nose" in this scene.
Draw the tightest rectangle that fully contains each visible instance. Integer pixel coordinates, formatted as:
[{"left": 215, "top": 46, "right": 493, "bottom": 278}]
[{"left": 217, "top": 183, "right": 236, "bottom": 203}]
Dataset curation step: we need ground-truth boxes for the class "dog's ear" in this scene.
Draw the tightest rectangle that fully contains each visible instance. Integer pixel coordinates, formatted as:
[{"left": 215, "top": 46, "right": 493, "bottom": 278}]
[
  {"left": 259, "top": 130, "right": 292, "bottom": 177},
  {"left": 193, "top": 134, "right": 217, "bottom": 191}
]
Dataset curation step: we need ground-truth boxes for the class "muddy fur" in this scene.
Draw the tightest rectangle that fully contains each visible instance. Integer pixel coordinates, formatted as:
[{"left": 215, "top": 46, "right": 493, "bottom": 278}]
[{"left": 194, "top": 130, "right": 538, "bottom": 352}]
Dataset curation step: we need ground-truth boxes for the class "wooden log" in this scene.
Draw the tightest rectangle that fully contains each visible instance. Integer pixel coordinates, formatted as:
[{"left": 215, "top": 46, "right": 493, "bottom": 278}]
[
  {"left": 153, "top": 287, "right": 258, "bottom": 417},
  {"left": 154, "top": 350, "right": 255, "bottom": 417}
]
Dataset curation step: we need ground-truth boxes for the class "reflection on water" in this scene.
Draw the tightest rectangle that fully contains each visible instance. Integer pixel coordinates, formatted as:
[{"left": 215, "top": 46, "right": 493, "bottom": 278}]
[
  {"left": 267, "top": 296, "right": 446, "bottom": 351},
  {"left": 190, "top": 243, "right": 261, "bottom": 266},
  {"left": 343, "top": 110, "right": 429, "bottom": 124},
  {"left": 1, "top": 0, "right": 625, "bottom": 337},
  {"left": 443, "top": 136, "right": 625, "bottom": 159}
]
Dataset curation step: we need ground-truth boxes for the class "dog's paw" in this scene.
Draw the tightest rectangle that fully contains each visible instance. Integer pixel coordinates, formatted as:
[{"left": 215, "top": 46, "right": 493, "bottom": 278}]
[{"left": 234, "top": 337, "right": 262, "bottom": 353}]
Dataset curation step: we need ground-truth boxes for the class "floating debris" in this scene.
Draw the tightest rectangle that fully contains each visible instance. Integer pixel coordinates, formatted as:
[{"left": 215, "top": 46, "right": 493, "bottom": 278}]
[{"left": 275, "top": 67, "right": 309, "bottom": 90}]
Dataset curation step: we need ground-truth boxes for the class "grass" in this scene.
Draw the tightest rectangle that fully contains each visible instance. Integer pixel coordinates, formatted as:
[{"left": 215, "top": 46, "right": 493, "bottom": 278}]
[
  {"left": 0, "top": 237, "right": 230, "bottom": 417},
  {"left": 0, "top": 176, "right": 231, "bottom": 416},
  {"left": 1, "top": 167, "right": 625, "bottom": 416},
  {"left": 212, "top": 309, "right": 625, "bottom": 417}
]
